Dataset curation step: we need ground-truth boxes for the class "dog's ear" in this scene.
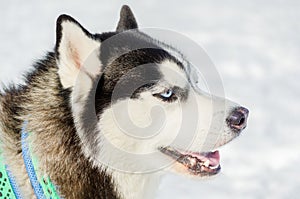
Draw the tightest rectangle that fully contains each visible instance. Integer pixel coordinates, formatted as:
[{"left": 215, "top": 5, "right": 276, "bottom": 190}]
[
  {"left": 55, "top": 14, "right": 101, "bottom": 88},
  {"left": 116, "top": 5, "right": 138, "bottom": 31}
]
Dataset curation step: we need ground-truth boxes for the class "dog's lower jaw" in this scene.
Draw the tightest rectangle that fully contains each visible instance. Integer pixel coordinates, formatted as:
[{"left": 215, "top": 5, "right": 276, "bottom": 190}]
[{"left": 109, "top": 169, "right": 162, "bottom": 199}]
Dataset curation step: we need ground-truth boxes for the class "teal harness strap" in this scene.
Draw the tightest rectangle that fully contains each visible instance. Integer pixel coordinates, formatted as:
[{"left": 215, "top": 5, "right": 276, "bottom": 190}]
[
  {"left": 0, "top": 121, "right": 61, "bottom": 199},
  {"left": 0, "top": 155, "right": 22, "bottom": 199}
]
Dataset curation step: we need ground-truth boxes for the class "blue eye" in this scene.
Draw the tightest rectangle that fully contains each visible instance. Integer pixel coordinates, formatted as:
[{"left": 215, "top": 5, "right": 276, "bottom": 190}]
[
  {"left": 153, "top": 88, "right": 178, "bottom": 102},
  {"left": 160, "top": 89, "right": 173, "bottom": 98}
]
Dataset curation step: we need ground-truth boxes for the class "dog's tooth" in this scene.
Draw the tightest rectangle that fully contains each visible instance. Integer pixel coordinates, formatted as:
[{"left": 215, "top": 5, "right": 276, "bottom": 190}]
[
  {"left": 203, "top": 160, "right": 210, "bottom": 167},
  {"left": 189, "top": 157, "right": 197, "bottom": 166},
  {"left": 209, "top": 165, "right": 218, "bottom": 169}
]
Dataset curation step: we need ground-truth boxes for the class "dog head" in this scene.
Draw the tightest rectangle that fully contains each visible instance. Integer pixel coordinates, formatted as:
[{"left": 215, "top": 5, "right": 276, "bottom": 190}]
[{"left": 55, "top": 5, "right": 249, "bottom": 178}]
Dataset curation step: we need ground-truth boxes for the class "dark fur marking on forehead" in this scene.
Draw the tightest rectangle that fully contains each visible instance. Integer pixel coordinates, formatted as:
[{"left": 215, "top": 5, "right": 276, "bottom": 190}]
[
  {"left": 97, "top": 31, "right": 181, "bottom": 66},
  {"left": 93, "top": 31, "right": 188, "bottom": 117}
]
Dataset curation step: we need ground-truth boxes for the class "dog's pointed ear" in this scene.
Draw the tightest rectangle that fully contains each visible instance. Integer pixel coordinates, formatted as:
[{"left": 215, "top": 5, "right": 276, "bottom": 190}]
[
  {"left": 116, "top": 5, "right": 138, "bottom": 31},
  {"left": 55, "top": 14, "right": 101, "bottom": 88}
]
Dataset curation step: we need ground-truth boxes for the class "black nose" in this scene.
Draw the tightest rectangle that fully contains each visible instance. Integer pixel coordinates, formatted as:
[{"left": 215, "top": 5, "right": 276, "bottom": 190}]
[{"left": 227, "top": 107, "right": 249, "bottom": 132}]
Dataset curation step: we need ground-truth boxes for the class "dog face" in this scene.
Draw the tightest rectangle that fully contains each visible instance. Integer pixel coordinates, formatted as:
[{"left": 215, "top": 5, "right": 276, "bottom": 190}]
[{"left": 55, "top": 6, "right": 248, "bottom": 178}]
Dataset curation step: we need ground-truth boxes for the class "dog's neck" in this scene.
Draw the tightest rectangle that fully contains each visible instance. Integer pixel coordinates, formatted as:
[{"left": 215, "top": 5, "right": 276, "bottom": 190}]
[{"left": 109, "top": 170, "right": 162, "bottom": 199}]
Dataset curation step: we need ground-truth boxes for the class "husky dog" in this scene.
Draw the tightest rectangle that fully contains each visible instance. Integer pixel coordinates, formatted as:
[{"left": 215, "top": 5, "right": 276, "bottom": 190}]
[{"left": 0, "top": 5, "right": 249, "bottom": 199}]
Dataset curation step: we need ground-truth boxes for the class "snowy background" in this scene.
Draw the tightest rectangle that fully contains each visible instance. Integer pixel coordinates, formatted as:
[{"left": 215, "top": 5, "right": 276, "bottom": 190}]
[{"left": 1, "top": 0, "right": 300, "bottom": 198}]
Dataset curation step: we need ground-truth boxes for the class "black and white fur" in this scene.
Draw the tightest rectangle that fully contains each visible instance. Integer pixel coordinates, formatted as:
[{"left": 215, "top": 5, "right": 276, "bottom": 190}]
[{"left": 0, "top": 5, "right": 248, "bottom": 199}]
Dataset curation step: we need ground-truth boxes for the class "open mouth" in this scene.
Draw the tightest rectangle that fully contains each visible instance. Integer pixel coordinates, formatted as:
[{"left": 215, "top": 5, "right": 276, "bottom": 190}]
[{"left": 159, "top": 146, "right": 221, "bottom": 176}]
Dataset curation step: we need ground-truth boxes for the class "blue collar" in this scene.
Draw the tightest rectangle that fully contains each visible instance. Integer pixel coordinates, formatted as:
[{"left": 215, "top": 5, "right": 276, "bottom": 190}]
[
  {"left": 21, "top": 121, "right": 60, "bottom": 199},
  {"left": 0, "top": 122, "right": 60, "bottom": 199}
]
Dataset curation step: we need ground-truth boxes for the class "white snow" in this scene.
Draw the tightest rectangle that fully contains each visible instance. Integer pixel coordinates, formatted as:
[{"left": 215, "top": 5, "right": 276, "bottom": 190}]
[{"left": 1, "top": 0, "right": 299, "bottom": 198}]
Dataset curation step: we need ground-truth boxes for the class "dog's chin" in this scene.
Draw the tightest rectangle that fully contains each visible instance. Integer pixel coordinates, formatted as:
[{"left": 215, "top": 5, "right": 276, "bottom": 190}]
[{"left": 159, "top": 146, "right": 221, "bottom": 178}]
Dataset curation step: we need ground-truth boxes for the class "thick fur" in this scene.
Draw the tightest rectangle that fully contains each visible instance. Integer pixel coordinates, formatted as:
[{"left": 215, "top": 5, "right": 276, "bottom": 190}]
[
  {"left": 0, "top": 5, "right": 247, "bottom": 199},
  {"left": 0, "top": 54, "right": 119, "bottom": 198}
]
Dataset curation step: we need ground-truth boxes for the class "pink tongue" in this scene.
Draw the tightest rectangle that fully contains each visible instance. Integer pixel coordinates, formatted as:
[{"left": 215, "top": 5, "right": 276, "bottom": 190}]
[
  {"left": 206, "top": 151, "right": 220, "bottom": 166},
  {"left": 190, "top": 150, "right": 220, "bottom": 167}
]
